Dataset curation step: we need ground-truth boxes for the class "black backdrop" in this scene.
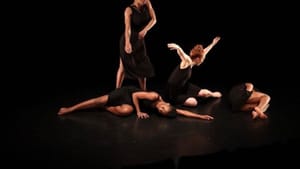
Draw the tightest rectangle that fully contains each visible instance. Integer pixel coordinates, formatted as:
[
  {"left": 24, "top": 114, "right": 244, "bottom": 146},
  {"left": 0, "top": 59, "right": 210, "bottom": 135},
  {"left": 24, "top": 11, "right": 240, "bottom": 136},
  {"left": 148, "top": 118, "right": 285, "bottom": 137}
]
[{"left": 10, "top": 0, "right": 299, "bottom": 107}]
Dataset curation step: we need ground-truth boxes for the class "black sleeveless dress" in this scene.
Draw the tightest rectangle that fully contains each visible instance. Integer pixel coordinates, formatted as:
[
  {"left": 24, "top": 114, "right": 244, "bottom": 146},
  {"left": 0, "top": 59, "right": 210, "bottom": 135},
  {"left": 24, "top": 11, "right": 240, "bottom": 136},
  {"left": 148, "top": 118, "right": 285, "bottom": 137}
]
[
  {"left": 166, "top": 65, "right": 201, "bottom": 105},
  {"left": 228, "top": 83, "right": 253, "bottom": 112},
  {"left": 119, "top": 5, "right": 155, "bottom": 79},
  {"left": 105, "top": 86, "right": 141, "bottom": 107},
  {"left": 106, "top": 86, "right": 177, "bottom": 118},
  {"left": 105, "top": 86, "right": 155, "bottom": 109}
]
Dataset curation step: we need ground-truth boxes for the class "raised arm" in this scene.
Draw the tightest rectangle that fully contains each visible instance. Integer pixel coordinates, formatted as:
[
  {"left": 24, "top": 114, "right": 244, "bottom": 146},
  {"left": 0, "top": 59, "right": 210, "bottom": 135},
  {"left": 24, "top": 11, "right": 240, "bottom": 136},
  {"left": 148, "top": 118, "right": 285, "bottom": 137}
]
[
  {"left": 167, "top": 43, "right": 192, "bottom": 65},
  {"left": 203, "top": 36, "right": 221, "bottom": 56},
  {"left": 175, "top": 108, "right": 214, "bottom": 120},
  {"left": 139, "top": 0, "right": 157, "bottom": 39},
  {"left": 132, "top": 91, "right": 159, "bottom": 119}
]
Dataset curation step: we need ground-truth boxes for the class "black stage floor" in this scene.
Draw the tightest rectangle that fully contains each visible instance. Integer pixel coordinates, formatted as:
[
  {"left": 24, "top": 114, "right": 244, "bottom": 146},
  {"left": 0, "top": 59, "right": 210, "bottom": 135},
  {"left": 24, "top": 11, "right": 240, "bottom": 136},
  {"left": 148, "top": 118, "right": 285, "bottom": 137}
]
[{"left": 10, "top": 82, "right": 300, "bottom": 169}]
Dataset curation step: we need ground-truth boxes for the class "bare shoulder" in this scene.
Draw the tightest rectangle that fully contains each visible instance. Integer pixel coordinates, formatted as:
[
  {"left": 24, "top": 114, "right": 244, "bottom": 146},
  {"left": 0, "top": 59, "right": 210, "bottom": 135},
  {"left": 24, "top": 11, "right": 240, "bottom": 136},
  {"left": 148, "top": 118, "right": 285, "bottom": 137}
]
[
  {"left": 145, "top": 0, "right": 154, "bottom": 7},
  {"left": 125, "top": 6, "right": 132, "bottom": 14},
  {"left": 180, "top": 61, "right": 192, "bottom": 69}
]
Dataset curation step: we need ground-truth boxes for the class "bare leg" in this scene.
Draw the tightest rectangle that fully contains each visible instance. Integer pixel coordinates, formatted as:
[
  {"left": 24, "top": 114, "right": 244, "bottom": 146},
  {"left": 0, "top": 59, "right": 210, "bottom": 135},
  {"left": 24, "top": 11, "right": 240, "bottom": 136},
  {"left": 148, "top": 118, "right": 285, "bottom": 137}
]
[
  {"left": 256, "top": 94, "right": 271, "bottom": 113},
  {"left": 58, "top": 95, "right": 109, "bottom": 115},
  {"left": 183, "top": 97, "right": 198, "bottom": 107},
  {"left": 254, "top": 107, "right": 268, "bottom": 119},
  {"left": 251, "top": 110, "right": 259, "bottom": 119},
  {"left": 106, "top": 104, "right": 134, "bottom": 116},
  {"left": 244, "top": 105, "right": 268, "bottom": 120},
  {"left": 138, "top": 77, "right": 146, "bottom": 90},
  {"left": 198, "top": 89, "right": 222, "bottom": 98},
  {"left": 244, "top": 91, "right": 271, "bottom": 119},
  {"left": 261, "top": 103, "right": 270, "bottom": 113},
  {"left": 116, "top": 58, "right": 125, "bottom": 89},
  {"left": 241, "top": 103, "right": 259, "bottom": 119},
  {"left": 241, "top": 103, "right": 257, "bottom": 112}
]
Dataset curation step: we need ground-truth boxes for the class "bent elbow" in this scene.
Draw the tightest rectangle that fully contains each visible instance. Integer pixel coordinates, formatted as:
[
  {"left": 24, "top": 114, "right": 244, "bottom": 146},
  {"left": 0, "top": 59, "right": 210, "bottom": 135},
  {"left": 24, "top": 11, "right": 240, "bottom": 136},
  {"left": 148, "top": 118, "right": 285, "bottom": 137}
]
[{"left": 153, "top": 18, "right": 157, "bottom": 25}]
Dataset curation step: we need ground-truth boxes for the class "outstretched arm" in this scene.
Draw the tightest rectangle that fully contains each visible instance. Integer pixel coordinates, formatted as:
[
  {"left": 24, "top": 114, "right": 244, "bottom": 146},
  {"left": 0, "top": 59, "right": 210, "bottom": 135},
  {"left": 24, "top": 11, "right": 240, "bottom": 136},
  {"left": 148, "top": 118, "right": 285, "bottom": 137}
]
[
  {"left": 167, "top": 43, "right": 192, "bottom": 64},
  {"left": 175, "top": 108, "right": 214, "bottom": 120},
  {"left": 132, "top": 91, "right": 159, "bottom": 119},
  {"left": 203, "top": 36, "right": 221, "bottom": 56}
]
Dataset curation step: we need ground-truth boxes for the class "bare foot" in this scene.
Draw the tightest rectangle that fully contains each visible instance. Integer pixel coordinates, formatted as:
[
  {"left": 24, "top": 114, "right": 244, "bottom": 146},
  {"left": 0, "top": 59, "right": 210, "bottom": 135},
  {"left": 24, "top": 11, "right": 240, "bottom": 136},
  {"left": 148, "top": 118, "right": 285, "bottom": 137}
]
[
  {"left": 252, "top": 110, "right": 259, "bottom": 119},
  {"left": 58, "top": 107, "right": 72, "bottom": 115},
  {"left": 259, "top": 113, "right": 268, "bottom": 119},
  {"left": 254, "top": 107, "right": 268, "bottom": 120},
  {"left": 212, "top": 91, "right": 222, "bottom": 98},
  {"left": 199, "top": 90, "right": 222, "bottom": 98}
]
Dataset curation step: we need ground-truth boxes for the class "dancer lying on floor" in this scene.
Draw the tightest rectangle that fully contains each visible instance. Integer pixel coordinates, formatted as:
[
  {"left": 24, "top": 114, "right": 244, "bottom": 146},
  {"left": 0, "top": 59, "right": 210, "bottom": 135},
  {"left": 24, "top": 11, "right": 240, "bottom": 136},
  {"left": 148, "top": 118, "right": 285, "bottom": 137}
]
[
  {"left": 228, "top": 82, "right": 271, "bottom": 119},
  {"left": 58, "top": 86, "right": 213, "bottom": 120}
]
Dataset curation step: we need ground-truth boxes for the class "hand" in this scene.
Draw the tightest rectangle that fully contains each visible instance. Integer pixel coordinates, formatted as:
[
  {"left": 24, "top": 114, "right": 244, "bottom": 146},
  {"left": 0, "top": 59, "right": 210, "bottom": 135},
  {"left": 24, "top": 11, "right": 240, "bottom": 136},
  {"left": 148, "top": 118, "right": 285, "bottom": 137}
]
[
  {"left": 202, "top": 115, "right": 214, "bottom": 120},
  {"left": 213, "top": 36, "right": 221, "bottom": 44},
  {"left": 137, "top": 112, "right": 150, "bottom": 119},
  {"left": 139, "top": 30, "right": 147, "bottom": 39},
  {"left": 167, "top": 43, "right": 180, "bottom": 50},
  {"left": 125, "top": 43, "right": 132, "bottom": 54}
]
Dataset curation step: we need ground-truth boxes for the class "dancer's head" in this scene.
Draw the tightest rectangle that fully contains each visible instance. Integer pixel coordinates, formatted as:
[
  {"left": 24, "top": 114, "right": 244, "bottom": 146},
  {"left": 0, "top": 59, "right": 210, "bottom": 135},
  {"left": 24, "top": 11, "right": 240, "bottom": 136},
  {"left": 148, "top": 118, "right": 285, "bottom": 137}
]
[{"left": 190, "top": 44, "right": 204, "bottom": 65}]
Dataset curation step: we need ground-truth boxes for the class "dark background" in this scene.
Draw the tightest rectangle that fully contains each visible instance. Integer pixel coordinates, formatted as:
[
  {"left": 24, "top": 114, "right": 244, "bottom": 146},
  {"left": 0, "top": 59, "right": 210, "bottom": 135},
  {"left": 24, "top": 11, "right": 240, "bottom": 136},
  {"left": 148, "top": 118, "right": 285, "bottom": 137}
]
[
  {"left": 8, "top": 0, "right": 299, "bottom": 108},
  {"left": 5, "top": 1, "right": 300, "bottom": 168}
]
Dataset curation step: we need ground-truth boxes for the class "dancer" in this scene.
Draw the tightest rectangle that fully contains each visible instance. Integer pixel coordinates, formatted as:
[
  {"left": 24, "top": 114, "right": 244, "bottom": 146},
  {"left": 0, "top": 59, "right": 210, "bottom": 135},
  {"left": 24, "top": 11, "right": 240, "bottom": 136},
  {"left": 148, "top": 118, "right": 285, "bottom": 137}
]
[
  {"left": 165, "top": 36, "right": 222, "bottom": 107},
  {"left": 58, "top": 86, "right": 214, "bottom": 120},
  {"left": 116, "top": 0, "right": 157, "bottom": 90},
  {"left": 228, "top": 82, "right": 271, "bottom": 119}
]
